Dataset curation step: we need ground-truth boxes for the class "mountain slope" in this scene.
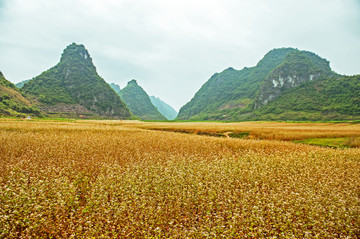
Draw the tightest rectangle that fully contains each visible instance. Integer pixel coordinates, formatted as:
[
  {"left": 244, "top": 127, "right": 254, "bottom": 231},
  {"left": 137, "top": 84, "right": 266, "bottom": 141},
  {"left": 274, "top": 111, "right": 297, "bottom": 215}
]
[
  {"left": 119, "top": 80, "right": 166, "bottom": 121},
  {"left": 149, "top": 96, "right": 178, "bottom": 120},
  {"left": 0, "top": 71, "right": 41, "bottom": 117},
  {"left": 254, "top": 50, "right": 333, "bottom": 109},
  {"left": 176, "top": 48, "right": 354, "bottom": 121},
  {"left": 22, "top": 43, "right": 131, "bottom": 119},
  {"left": 251, "top": 74, "right": 360, "bottom": 121}
]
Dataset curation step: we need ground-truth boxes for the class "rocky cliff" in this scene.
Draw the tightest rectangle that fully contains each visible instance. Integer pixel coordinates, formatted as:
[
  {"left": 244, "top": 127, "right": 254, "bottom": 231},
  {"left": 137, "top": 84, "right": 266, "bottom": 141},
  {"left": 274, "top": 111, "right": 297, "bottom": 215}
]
[{"left": 254, "top": 51, "right": 333, "bottom": 109}]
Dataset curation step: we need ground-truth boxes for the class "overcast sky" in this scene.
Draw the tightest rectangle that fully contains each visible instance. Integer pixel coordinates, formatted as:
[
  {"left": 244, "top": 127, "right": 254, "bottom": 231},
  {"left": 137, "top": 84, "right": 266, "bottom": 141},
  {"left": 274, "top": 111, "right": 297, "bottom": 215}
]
[{"left": 0, "top": 0, "right": 359, "bottom": 111}]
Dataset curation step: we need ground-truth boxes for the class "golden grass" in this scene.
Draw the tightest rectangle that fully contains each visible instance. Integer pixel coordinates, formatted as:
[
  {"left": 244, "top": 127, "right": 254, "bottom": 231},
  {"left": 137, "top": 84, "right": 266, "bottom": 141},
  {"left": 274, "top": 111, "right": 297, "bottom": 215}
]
[
  {"left": 348, "top": 138, "right": 360, "bottom": 148},
  {"left": 0, "top": 119, "right": 359, "bottom": 237},
  {"left": 135, "top": 121, "right": 360, "bottom": 141}
]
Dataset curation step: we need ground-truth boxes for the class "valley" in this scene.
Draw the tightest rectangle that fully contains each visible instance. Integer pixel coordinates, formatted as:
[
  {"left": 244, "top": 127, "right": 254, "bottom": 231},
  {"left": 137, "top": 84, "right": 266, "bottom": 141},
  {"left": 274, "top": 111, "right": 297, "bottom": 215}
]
[
  {"left": 1, "top": 1, "right": 359, "bottom": 237},
  {"left": 0, "top": 119, "right": 359, "bottom": 237}
]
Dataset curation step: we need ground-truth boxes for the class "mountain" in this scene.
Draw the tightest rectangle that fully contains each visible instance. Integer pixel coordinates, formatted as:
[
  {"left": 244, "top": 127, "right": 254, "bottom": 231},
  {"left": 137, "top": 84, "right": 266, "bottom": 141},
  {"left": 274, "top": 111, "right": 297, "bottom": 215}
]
[
  {"left": 177, "top": 48, "right": 359, "bottom": 121},
  {"left": 149, "top": 96, "right": 178, "bottom": 120},
  {"left": 15, "top": 79, "right": 31, "bottom": 88},
  {"left": 109, "top": 83, "right": 121, "bottom": 94},
  {"left": 0, "top": 71, "right": 41, "bottom": 117},
  {"left": 119, "top": 80, "right": 167, "bottom": 120},
  {"left": 22, "top": 43, "right": 131, "bottom": 119},
  {"left": 177, "top": 48, "right": 297, "bottom": 120}
]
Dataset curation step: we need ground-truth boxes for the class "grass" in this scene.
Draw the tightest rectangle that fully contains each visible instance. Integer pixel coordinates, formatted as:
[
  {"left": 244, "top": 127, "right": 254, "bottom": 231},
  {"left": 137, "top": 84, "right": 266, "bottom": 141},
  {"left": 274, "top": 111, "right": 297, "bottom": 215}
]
[
  {"left": 295, "top": 137, "right": 360, "bottom": 148},
  {"left": 0, "top": 119, "right": 359, "bottom": 237}
]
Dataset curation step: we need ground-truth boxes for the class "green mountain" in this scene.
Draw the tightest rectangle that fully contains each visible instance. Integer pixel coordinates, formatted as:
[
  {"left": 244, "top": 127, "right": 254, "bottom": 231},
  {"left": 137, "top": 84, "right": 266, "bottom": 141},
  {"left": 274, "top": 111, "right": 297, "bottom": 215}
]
[
  {"left": 177, "top": 48, "right": 297, "bottom": 120},
  {"left": 109, "top": 83, "right": 121, "bottom": 94},
  {"left": 0, "top": 71, "right": 41, "bottom": 117},
  {"left": 177, "top": 48, "right": 359, "bottom": 121},
  {"left": 15, "top": 79, "right": 31, "bottom": 88},
  {"left": 119, "top": 80, "right": 167, "bottom": 121},
  {"left": 149, "top": 96, "right": 178, "bottom": 120},
  {"left": 22, "top": 43, "right": 131, "bottom": 119}
]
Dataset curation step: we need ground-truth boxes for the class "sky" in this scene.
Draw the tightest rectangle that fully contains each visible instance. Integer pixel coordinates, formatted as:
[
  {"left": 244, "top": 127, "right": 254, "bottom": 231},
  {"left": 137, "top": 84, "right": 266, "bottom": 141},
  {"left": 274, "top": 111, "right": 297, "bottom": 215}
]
[{"left": 0, "top": 0, "right": 359, "bottom": 111}]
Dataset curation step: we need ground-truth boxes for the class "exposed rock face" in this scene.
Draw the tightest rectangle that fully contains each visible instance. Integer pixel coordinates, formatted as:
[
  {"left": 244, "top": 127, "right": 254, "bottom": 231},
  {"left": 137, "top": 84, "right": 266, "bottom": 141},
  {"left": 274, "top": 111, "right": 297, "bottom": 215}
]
[
  {"left": 254, "top": 51, "right": 332, "bottom": 109},
  {"left": 40, "top": 104, "right": 93, "bottom": 114},
  {"left": 255, "top": 72, "right": 320, "bottom": 109}
]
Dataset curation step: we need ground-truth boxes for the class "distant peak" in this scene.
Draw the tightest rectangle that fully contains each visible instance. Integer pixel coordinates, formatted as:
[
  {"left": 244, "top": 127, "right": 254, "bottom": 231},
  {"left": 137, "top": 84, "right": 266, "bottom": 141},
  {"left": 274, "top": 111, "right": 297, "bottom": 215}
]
[
  {"left": 128, "top": 79, "right": 138, "bottom": 85},
  {"left": 60, "top": 43, "right": 92, "bottom": 63},
  {"left": 69, "top": 42, "right": 85, "bottom": 48}
]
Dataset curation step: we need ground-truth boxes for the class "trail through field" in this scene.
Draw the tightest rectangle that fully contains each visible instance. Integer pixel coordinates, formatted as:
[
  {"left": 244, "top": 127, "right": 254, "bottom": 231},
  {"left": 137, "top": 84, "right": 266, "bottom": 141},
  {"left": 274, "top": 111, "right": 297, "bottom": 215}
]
[{"left": 223, "top": 131, "right": 232, "bottom": 138}]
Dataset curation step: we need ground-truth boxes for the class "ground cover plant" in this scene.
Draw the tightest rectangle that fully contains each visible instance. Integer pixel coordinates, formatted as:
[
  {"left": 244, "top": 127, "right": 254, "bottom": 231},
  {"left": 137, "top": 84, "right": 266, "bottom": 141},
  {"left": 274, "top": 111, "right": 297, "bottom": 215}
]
[
  {"left": 0, "top": 119, "right": 359, "bottom": 237},
  {"left": 135, "top": 121, "right": 360, "bottom": 145}
]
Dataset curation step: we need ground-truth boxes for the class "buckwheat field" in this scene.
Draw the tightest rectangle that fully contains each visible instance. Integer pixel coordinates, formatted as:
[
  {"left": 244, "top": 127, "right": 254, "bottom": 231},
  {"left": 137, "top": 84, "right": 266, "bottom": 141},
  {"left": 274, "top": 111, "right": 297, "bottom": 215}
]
[{"left": 1, "top": 119, "right": 359, "bottom": 238}]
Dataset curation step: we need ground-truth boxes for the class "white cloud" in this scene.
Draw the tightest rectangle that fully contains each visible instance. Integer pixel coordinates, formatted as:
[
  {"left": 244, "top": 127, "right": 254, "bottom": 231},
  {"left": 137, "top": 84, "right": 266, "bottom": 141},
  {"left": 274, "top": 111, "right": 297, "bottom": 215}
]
[{"left": 0, "top": 0, "right": 359, "bottom": 110}]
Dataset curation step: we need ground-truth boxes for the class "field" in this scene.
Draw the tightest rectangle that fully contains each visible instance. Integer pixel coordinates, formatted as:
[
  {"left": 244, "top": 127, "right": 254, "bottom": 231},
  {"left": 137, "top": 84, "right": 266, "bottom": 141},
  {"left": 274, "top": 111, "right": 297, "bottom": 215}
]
[{"left": 0, "top": 119, "right": 359, "bottom": 238}]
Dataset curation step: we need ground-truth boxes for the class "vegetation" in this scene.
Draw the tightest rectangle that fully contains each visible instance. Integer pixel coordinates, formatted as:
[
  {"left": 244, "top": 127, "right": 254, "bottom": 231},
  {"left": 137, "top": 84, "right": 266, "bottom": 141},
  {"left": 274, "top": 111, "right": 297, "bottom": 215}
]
[
  {"left": 0, "top": 119, "right": 359, "bottom": 237},
  {"left": 0, "top": 71, "right": 17, "bottom": 89},
  {"left": 149, "top": 96, "right": 178, "bottom": 120},
  {"left": 253, "top": 75, "right": 360, "bottom": 121},
  {"left": 119, "top": 80, "right": 167, "bottom": 121},
  {"left": 0, "top": 72, "right": 42, "bottom": 117},
  {"left": 176, "top": 48, "right": 357, "bottom": 122},
  {"left": 22, "top": 43, "right": 131, "bottom": 119}
]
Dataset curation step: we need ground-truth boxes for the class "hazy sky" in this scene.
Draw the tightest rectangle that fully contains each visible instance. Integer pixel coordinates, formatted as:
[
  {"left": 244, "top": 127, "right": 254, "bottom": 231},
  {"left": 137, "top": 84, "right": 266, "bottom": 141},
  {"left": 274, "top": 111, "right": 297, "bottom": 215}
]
[{"left": 0, "top": 0, "right": 359, "bottom": 111}]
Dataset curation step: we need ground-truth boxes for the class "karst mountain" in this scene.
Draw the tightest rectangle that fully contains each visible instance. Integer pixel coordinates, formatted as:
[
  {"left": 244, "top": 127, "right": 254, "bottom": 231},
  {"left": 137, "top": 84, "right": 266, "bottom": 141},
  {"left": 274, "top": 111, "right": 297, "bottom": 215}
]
[
  {"left": 177, "top": 48, "right": 360, "bottom": 121},
  {"left": 22, "top": 43, "right": 131, "bottom": 119},
  {"left": 118, "top": 80, "right": 167, "bottom": 121}
]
